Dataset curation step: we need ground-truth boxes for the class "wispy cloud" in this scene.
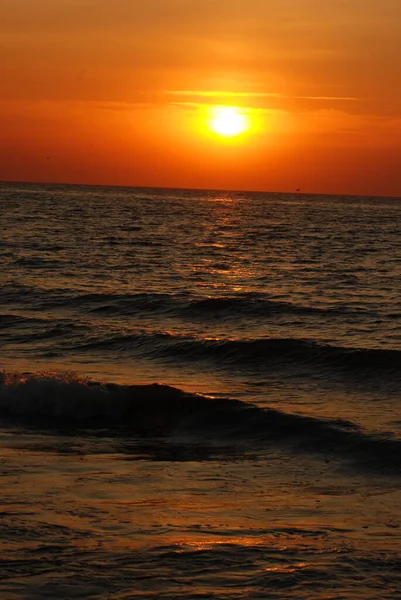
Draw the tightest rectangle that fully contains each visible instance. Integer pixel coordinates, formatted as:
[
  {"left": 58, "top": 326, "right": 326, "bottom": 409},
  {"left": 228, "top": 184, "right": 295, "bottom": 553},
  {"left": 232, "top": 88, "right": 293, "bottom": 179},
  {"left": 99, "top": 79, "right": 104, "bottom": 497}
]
[
  {"left": 293, "top": 96, "right": 359, "bottom": 101},
  {"left": 166, "top": 90, "right": 359, "bottom": 101},
  {"left": 167, "top": 91, "right": 282, "bottom": 98},
  {"left": 170, "top": 101, "right": 268, "bottom": 114}
]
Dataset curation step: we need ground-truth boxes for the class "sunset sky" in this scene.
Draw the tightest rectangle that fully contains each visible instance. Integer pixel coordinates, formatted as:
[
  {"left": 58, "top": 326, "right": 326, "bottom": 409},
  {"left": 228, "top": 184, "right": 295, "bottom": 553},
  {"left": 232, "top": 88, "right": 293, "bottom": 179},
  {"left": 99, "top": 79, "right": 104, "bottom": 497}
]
[{"left": 1, "top": 0, "right": 401, "bottom": 195}]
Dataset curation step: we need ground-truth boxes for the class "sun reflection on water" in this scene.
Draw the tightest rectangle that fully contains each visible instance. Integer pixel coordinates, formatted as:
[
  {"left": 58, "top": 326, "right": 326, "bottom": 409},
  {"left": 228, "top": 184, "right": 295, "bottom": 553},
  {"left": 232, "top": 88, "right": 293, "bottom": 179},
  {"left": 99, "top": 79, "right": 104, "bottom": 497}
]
[{"left": 176, "top": 536, "right": 269, "bottom": 552}]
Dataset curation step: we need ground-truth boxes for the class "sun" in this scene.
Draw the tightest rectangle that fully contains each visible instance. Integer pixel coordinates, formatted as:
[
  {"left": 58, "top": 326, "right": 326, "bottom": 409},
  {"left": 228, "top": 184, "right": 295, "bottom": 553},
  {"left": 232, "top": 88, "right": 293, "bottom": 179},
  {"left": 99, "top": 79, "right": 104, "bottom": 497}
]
[{"left": 208, "top": 106, "right": 249, "bottom": 137}]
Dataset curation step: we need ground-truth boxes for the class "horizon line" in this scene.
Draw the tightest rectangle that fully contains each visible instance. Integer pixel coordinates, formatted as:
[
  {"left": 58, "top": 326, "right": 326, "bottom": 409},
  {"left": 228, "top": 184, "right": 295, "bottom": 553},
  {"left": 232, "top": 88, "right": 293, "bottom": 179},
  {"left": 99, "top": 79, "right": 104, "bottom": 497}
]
[{"left": 1, "top": 178, "right": 399, "bottom": 200}]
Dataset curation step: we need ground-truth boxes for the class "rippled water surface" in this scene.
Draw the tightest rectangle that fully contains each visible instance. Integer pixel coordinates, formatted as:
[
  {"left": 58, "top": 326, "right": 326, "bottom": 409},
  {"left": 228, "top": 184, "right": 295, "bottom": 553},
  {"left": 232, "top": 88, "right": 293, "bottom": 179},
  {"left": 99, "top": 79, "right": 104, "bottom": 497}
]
[{"left": 0, "top": 182, "right": 400, "bottom": 598}]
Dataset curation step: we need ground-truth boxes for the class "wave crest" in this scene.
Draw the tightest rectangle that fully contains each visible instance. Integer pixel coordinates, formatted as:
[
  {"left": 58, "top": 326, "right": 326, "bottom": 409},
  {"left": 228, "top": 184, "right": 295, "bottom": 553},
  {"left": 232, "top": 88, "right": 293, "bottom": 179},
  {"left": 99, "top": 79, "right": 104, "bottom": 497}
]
[{"left": 1, "top": 371, "right": 400, "bottom": 472}]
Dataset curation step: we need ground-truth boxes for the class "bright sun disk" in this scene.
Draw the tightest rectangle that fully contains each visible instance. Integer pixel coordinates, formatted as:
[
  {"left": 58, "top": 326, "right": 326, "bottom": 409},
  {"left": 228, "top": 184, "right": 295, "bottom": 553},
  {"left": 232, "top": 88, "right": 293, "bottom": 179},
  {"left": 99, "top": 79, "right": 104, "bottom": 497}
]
[{"left": 209, "top": 106, "right": 249, "bottom": 137}]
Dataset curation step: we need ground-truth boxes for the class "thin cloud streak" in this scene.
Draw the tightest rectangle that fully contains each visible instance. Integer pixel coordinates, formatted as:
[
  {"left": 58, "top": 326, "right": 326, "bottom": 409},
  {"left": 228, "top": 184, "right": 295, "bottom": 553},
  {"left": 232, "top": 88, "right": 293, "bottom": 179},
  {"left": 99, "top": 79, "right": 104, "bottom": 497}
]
[
  {"left": 171, "top": 101, "right": 270, "bottom": 111},
  {"left": 167, "top": 90, "right": 359, "bottom": 101}
]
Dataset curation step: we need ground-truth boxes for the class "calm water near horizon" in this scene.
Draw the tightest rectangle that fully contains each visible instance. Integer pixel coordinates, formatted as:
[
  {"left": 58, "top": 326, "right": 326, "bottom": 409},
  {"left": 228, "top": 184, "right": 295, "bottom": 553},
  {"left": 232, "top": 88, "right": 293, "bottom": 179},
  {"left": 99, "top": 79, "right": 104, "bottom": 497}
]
[{"left": 0, "top": 181, "right": 400, "bottom": 599}]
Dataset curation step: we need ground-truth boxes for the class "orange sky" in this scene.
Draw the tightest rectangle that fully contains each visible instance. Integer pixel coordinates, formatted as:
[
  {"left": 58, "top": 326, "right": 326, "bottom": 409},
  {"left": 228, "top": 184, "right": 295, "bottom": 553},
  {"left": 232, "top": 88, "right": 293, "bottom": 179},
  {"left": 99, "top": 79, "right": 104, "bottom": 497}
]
[{"left": 1, "top": 0, "right": 401, "bottom": 195}]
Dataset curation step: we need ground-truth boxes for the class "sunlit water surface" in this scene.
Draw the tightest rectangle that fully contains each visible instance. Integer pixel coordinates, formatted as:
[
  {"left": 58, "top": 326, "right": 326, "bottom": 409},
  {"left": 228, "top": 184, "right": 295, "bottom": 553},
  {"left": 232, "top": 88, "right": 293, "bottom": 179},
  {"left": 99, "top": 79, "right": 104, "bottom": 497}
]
[{"left": 0, "top": 182, "right": 400, "bottom": 598}]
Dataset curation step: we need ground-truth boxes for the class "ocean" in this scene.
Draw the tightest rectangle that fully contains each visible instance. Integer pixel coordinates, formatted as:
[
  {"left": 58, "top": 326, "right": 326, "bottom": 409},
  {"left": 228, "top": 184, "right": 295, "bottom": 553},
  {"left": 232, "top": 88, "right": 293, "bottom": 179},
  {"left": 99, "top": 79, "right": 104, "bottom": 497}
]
[{"left": 0, "top": 181, "right": 400, "bottom": 599}]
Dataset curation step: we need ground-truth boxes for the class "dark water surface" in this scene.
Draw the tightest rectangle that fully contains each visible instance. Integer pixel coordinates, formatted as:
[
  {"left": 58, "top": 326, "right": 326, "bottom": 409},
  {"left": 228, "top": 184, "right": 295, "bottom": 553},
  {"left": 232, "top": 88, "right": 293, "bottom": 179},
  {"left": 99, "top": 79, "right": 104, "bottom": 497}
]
[{"left": 1, "top": 182, "right": 400, "bottom": 598}]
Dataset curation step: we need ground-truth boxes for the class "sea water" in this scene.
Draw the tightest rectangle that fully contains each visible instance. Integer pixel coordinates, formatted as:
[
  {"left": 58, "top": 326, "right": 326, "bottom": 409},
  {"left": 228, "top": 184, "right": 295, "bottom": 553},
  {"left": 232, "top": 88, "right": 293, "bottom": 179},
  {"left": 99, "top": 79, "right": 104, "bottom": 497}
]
[{"left": 0, "top": 181, "right": 400, "bottom": 598}]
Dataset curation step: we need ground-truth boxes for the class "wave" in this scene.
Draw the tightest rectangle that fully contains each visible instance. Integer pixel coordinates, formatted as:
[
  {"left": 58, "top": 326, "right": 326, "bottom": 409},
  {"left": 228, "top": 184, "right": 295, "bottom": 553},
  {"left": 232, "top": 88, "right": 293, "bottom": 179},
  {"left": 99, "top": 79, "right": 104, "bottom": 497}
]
[
  {"left": 0, "top": 371, "right": 400, "bottom": 472},
  {"left": 0, "top": 286, "right": 369, "bottom": 320},
  {"left": 164, "top": 336, "right": 401, "bottom": 372},
  {"left": 0, "top": 314, "right": 48, "bottom": 328},
  {"left": 71, "top": 332, "right": 400, "bottom": 376},
  {"left": 82, "top": 292, "right": 177, "bottom": 314},
  {"left": 2, "top": 303, "right": 399, "bottom": 380},
  {"left": 185, "top": 295, "right": 358, "bottom": 318},
  {"left": 0, "top": 314, "right": 90, "bottom": 345}
]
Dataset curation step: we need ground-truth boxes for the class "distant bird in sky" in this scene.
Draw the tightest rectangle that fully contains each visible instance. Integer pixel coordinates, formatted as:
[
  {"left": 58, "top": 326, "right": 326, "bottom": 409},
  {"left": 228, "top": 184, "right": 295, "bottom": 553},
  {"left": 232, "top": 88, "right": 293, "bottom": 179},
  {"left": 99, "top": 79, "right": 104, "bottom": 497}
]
[{"left": 296, "top": 188, "right": 300, "bottom": 192}]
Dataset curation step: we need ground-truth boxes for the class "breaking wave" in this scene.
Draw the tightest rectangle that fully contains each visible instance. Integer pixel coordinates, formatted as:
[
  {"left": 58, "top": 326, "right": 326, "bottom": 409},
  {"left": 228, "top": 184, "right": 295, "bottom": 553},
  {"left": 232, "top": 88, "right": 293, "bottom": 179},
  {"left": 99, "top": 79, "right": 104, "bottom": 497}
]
[{"left": 1, "top": 371, "right": 400, "bottom": 472}]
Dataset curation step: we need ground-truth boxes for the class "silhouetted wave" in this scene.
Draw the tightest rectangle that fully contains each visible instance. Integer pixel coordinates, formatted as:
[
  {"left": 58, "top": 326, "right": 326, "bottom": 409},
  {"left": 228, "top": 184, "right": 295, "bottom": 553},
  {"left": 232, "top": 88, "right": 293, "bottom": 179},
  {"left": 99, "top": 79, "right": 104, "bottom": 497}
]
[
  {"left": 0, "top": 372, "right": 400, "bottom": 472},
  {"left": 2, "top": 286, "right": 371, "bottom": 320},
  {"left": 0, "top": 314, "right": 47, "bottom": 328},
  {"left": 71, "top": 332, "right": 400, "bottom": 375},
  {"left": 185, "top": 295, "right": 357, "bottom": 317}
]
